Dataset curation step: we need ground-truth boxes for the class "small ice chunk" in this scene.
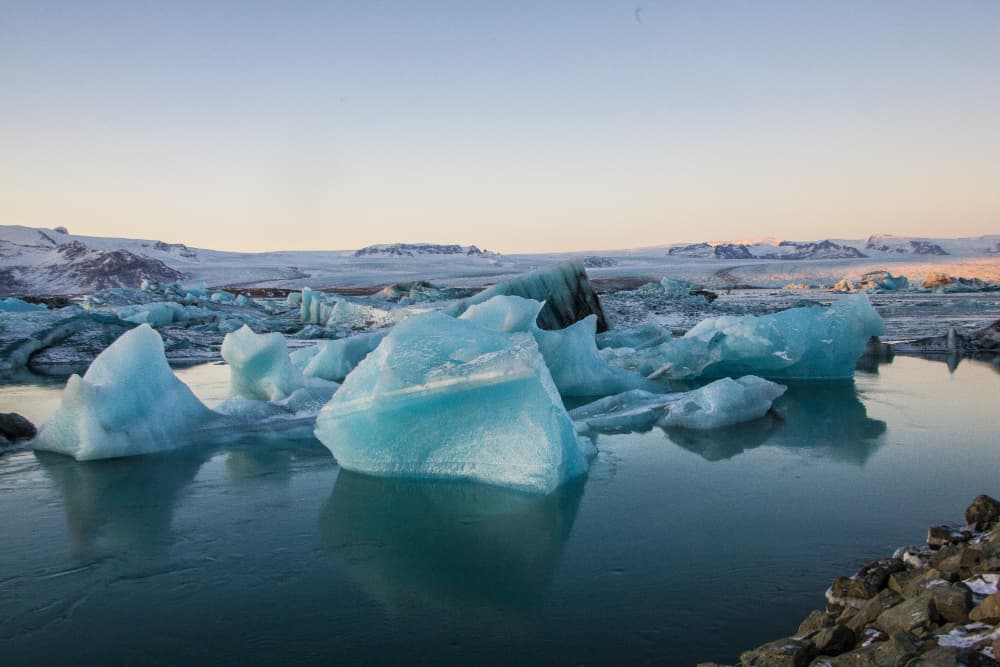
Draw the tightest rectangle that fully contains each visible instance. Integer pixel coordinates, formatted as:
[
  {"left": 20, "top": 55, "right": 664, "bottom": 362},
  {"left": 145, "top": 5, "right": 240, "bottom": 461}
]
[
  {"left": 570, "top": 376, "right": 786, "bottom": 432},
  {"left": 297, "top": 331, "right": 387, "bottom": 382},
  {"left": 314, "top": 312, "right": 589, "bottom": 494},
  {"left": 325, "top": 299, "right": 393, "bottom": 332},
  {"left": 221, "top": 325, "right": 305, "bottom": 401},
  {"left": 33, "top": 324, "right": 217, "bottom": 460},
  {"left": 0, "top": 297, "right": 47, "bottom": 312},
  {"left": 459, "top": 295, "right": 544, "bottom": 333},
  {"left": 300, "top": 287, "right": 334, "bottom": 325}
]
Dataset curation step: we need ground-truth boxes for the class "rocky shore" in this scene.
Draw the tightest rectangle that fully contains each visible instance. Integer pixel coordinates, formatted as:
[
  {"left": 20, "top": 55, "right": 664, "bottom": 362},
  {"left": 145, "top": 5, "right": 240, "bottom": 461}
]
[{"left": 702, "top": 495, "right": 1000, "bottom": 666}]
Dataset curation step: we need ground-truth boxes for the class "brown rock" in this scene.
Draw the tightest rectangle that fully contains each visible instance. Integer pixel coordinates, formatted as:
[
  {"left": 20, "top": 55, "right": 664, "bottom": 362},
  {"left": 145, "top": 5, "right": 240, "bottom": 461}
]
[
  {"left": 797, "top": 610, "right": 837, "bottom": 637},
  {"left": 930, "top": 584, "right": 973, "bottom": 624},
  {"left": 740, "top": 637, "right": 816, "bottom": 666},
  {"left": 966, "top": 495, "right": 1000, "bottom": 531},
  {"left": 906, "top": 645, "right": 1000, "bottom": 666},
  {"left": 969, "top": 591, "right": 1000, "bottom": 623},
  {"left": 846, "top": 589, "right": 904, "bottom": 636},
  {"left": 813, "top": 625, "right": 855, "bottom": 656},
  {"left": 875, "top": 593, "right": 938, "bottom": 635}
]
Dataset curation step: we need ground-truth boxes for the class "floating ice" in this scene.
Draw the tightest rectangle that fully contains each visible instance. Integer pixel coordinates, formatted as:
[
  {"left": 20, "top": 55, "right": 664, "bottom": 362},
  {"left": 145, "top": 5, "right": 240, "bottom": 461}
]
[
  {"left": 325, "top": 299, "right": 394, "bottom": 333},
  {"left": 860, "top": 270, "right": 909, "bottom": 292},
  {"left": 460, "top": 295, "right": 648, "bottom": 397},
  {"left": 314, "top": 312, "right": 590, "bottom": 494},
  {"left": 570, "top": 376, "right": 786, "bottom": 433},
  {"left": 300, "top": 287, "right": 334, "bottom": 325},
  {"left": 221, "top": 325, "right": 306, "bottom": 401},
  {"left": 0, "top": 297, "right": 47, "bottom": 312},
  {"left": 449, "top": 258, "right": 609, "bottom": 332},
  {"left": 33, "top": 324, "right": 218, "bottom": 460},
  {"left": 605, "top": 293, "right": 884, "bottom": 381},
  {"left": 292, "top": 330, "right": 387, "bottom": 382}
]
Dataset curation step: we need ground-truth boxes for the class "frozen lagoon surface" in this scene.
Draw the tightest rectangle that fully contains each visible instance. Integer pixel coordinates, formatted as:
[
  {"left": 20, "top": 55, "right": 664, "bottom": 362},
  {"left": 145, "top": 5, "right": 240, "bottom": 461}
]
[{"left": 2, "top": 355, "right": 999, "bottom": 665}]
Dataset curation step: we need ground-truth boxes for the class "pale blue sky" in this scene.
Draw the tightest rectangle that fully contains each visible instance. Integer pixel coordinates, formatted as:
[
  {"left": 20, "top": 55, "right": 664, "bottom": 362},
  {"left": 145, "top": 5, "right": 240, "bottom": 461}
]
[{"left": 2, "top": 1, "right": 999, "bottom": 252}]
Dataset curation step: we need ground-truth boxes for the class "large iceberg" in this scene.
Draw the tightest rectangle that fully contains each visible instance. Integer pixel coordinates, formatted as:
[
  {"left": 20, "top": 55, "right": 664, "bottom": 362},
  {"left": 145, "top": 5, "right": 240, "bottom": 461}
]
[
  {"left": 33, "top": 325, "right": 218, "bottom": 460},
  {"left": 603, "top": 293, "right": 884, "bottom": 381},
  {"left": 459, "top": 295, "right": 649, "bottom": 397},
  {"left": 448, "top": 258, "right": 609, "bottom": 332},
  {"left": 570, "top": 376, "right": 786, "bottom": 433},
  {"left": 314, "top": 311, "right": 591, "bottom": 494}
]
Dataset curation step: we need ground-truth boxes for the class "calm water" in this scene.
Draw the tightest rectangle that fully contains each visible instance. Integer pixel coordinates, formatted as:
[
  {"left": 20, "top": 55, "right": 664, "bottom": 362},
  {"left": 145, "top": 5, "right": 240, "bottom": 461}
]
[{"left": 2, "top": 356, "right": 999, "bottom": 665}]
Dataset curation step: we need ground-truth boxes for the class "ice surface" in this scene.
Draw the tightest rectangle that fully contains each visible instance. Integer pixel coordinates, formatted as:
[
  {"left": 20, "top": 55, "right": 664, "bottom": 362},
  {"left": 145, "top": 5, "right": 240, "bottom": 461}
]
[
  {"left": 449, "top": 258, "right": 609, "bottom": 332},
  {"left": 570, "top": 376, "right": 786, "bottom": 433},
  {"left": 459, "top": 295, "right": 649, "bottom": 397},
  {"left": 606, "top": 293, "right": 884, "bottom": 381},
  {"left": 293, "top": 330, "right": 388, "bottom": 382},
  {"left": 300, "top": 287, "right": 333, "bottom": 325},
  {"left": 0, "top": 297, "right": 47, "bottom": 312},
  {"left": 325, "top": 299, "right": 394, "bottom": 333},
  {"left": 314, "top": 311, "right": 590, "bottom": 494},
  {"left": 33, "top": 324, "right": 217, "bottom": 460},
  {"left": 221, "top": 325, "right": 306, "bottom": 401}
]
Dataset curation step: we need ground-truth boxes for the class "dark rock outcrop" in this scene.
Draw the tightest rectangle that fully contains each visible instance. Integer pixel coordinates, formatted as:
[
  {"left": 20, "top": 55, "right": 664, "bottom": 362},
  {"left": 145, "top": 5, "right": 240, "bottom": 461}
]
[{"left": 0, "top": 412, "right": 36, "bottom": 443}]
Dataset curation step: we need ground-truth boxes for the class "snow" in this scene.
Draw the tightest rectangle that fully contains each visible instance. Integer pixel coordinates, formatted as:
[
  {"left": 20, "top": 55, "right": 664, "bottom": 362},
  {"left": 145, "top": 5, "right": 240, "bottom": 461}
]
[
  {"left": 603, "top": 293, "right": 884, "bottom": 381},
  {"left": 314, "top": 311, "right": 590, "bottom": 494},
  {"left": 570, "top": 376, "right": 786, "bottom": 432},
  {"left": 33, "top": 324, "right": 218, "bottom": 460},
  {"left": 221, "top": 325, "right": 306, "bottom": 401}
]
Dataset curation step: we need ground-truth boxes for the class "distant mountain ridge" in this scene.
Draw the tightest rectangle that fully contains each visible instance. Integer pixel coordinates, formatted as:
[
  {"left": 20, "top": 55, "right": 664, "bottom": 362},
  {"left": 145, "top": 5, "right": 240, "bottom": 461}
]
[
  {"left": 353, "top": 243, "right": 498, "bottom": 258},
  {"left": 666, "top": 234, "right": 1000, "bottom": 260},
  {"left": 668, "top": 239, "right": 866, "bottom": 260}
]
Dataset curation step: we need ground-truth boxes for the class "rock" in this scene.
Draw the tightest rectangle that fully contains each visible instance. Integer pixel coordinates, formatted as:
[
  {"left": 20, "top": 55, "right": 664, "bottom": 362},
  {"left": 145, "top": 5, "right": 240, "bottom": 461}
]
[
  {"left": 813, "top": 625, "right": 855, "bottom": 656},
  {"left": 959, "top": 547, "right": 987, "bottom": 577},
  {"left": 969, "top": 591, "right": 1000, "bottom": 623},
  {"left": 829, "top": 560, "right": 906, "bottom": 610},
  {"left": 927, "top": 526, "right": 970, "bottom": 548},
  {"left": 906, "top": 646, "right": 1000, "bottom": 666},
  {"left": 0, "top": 412, "right": 37, "bottom": 442},
  {"left": 875, "top": 593, "right": 938, "bottom": 635},
  {"left": 846, "top": 589, "right": 904, "bottom": 635},
  {"left": 929, "top": 584, "right": 973, "bottom": 624},
  {"left": 813, "top": 632, "right": 921, "bottom": 666},
  {"left": 798, "top": 610, "right": 837, "bottom": 636},
  {"left": 966, "top": 495, "right": 1000, "bottom": 531},
  {"left": 923, "top": 272, "right": 955, "bottom": 289},
  {"left": 740, "top": 637, "right": 816, "bottom": 666}
]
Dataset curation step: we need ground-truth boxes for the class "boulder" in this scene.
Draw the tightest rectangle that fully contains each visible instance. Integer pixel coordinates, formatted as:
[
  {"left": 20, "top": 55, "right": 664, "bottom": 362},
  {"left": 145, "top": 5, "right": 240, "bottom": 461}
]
[
  {"left": 740, "top": 637, "right": 816, "bottom": 667},
  {"left": 969, "top": 591, "right": 1000, "bottom": 623},
  {"left": 828, "top": 559, "right": 906, "bottom": 609},
  {"left": 845, "top": 588, "right": 903, "bottom": 635},
  {"left": 906, "top": 646, "right": 1000, "bottom": 666},
  {"left": 930, "top": 584, "right": 973, "bottom": 624},
  {"left": 875, "top": 592, "right": 938, "bottom": 635},
  {"left": 812, "top": 625, "right": 854, "bottom": 656},
  {"left": 797, "top": 610, "right": 837, "bottom": 636},
  {"left": 966, "top": 495, "right": 1000, "bottom": 531},
  {"left": 0, "top": 412, "right": 36, "bottom": 442}
]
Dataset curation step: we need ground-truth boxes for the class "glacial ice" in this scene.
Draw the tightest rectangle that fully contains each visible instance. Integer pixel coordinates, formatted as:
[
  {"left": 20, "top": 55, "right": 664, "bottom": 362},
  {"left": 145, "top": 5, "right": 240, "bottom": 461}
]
[
  {"left": 448, "top": 258, "right": 609, "bottom": 332},
  {"left": 221, "top": 325, "right": 306, "bottom": 401},
  {"left": 33, "top": 324, "right": 218, "bottom": 460},
  {"left": 603, "top": 293, "right": 884, "bottom": 381},
  {"left": 292, "top": 330, "right": 387, "bottom": 383},
  {"left": 314, "top": 311, "right": 591, "bottom": 494},
  {"left": 570, "top": 376, "right": 786, "bottom": 433},
  {"left": 459, "top": 295, "right": 649, "bottom": 397},
  {"left": 0, "top": 297, "right": 47, "bottom": 312},
  {"left": 325, "top": 298, "right": 394, "bottom": 333},
  {"left": 300, "top": 287, "right": 334, "bottom": 325}
]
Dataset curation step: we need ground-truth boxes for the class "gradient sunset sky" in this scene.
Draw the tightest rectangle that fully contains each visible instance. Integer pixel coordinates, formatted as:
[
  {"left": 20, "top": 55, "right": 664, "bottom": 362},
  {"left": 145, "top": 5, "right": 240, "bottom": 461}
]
[{"left": 3, "top": 1, "right": 999, "bottom": 253}]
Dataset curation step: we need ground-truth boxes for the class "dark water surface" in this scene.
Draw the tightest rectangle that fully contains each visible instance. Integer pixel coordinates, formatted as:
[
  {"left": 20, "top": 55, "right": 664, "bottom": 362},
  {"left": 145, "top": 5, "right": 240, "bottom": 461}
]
[{"left": 2, "top": 356, "right": 999, "bottom": 665}]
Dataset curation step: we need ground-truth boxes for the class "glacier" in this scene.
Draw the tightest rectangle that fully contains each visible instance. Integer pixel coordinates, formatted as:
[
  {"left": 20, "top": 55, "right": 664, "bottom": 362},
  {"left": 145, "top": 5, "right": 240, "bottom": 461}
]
[
  {"left": 570, "top": 376, "right": 787, "bottom": 433},
  {"left": 33, "top": 325, "right": 218, "bottom": 460},
  {"left": 314, "top": 311, "right": 592, "bottom": 494},
  {"left": 602, "top": 293, "right": 884, "bottom": 381}
]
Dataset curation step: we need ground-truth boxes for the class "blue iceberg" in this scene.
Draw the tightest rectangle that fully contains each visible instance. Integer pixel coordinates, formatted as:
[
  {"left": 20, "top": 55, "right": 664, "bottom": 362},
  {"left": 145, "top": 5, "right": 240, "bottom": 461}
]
[
  {"left": 314, "top": 312, "right": 591, "bottom": 494},
  {"left": 604, "top": 293, "right": 884, "bottom": 381}
]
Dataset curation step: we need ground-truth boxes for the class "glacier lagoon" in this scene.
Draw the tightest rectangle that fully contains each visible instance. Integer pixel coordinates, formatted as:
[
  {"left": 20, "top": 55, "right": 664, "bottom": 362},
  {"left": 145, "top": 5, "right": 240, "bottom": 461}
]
[{"left": 2, "top": 355, "right": 999, "bottom": 665}]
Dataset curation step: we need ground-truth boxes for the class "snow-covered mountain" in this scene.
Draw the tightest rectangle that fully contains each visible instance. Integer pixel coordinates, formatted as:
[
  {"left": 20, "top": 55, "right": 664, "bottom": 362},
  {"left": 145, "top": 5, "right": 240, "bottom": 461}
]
[
  {"left": 353, "top": 243, "right": 499, "bottom": 258},
  {"left": 864, "top": 234, "right": 948, "bottom": 255},
  {"left": 667, "top": 239, "right": 866, "bottom": 260}
]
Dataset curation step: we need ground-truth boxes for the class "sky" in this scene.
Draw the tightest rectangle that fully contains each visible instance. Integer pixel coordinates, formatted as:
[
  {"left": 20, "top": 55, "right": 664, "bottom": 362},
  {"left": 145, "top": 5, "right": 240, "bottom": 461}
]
[{"left": 2, "top": 1, "right": 999, "bottom": 253}]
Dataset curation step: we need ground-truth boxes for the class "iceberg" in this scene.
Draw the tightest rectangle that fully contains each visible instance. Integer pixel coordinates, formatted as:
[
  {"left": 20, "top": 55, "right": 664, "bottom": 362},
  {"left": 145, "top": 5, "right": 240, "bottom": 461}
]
[
  {"left": 324, "top": 298, "right": 394, "bottom": 333},
  {"left": 570, "top": 376, "right": 786, "bottom": 433},
  {"left": 0, "top": 297, "right": 47, "bottom": 313},
  {"left": 604, "top": 293, "right": 884, "bottom": 381},
  {"left": 459, "top": 295, "right": 649, "bottom": 397},
  {"left": 314, "top": 312, "right": 590, "bottom": 494},
  {"left": 33, "top": 324, "right": 218, "bottom": 460},
  {"left": 448, "top": 258, "right": 609, "bottom": 332},
  {"left": 293, "top": 330, "right": 387, "bottom": 383},
  {"left": 300, "top": 287, "right": 334, "bottom": 325},
  {"left": 221, "top": 325, "right": 306, "bottom": 401}
]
